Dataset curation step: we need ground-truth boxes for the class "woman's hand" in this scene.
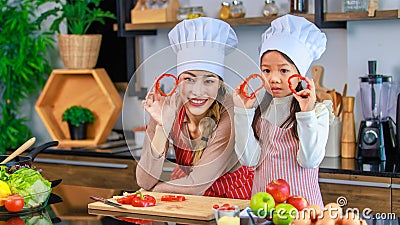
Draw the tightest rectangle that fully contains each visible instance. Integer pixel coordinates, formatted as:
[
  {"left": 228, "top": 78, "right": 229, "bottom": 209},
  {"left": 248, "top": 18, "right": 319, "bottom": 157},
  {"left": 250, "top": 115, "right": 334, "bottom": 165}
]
[
  {"left": 142, "top": 91, "right": 177, "bottom": 133},
  {"left": 293, "top": 77, "right": 316, "bottom": 112}
]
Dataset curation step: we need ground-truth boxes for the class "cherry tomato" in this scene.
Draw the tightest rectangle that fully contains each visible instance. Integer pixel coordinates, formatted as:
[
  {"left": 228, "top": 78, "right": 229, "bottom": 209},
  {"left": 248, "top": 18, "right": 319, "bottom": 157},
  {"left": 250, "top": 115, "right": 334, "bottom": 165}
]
[
  {"left": 5, "top": 195, "right": 24, "bottom": 213},
  {"left": 6, "top": 217, "right": 25, "bottom": 225},
  {"left": 5, "top": 217, "right": 24, "bottom": 225},
  {"left": 212, "top": 204, "right": 220, "bottom": 209}
]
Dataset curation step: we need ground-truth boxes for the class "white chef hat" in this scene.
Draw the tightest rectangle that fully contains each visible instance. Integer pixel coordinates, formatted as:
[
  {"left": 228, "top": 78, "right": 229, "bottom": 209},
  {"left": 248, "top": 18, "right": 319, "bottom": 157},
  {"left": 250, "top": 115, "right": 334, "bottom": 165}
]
[
  {"left": 168, "top": 17, "right": 238, "bottom": 80},
  {"left": 259, "top": 15, "right": 327, "bottom": 76}
]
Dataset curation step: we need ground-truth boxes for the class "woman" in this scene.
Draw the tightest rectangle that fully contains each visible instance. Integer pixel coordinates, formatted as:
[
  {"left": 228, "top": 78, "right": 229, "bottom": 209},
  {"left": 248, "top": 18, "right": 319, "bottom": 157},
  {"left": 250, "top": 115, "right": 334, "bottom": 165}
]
[{"left": 136, "top": 17, "right": 253, "bottom": 199}]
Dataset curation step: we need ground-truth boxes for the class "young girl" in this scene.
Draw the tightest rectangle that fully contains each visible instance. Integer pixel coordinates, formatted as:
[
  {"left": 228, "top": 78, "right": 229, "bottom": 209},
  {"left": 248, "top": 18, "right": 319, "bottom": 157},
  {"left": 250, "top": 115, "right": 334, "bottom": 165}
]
[
  {"left": 137, "top": 17, "right": 253, "bottom": 199},
  {"left": 234, "top": 15, "right": 333, "bottom": 207}
]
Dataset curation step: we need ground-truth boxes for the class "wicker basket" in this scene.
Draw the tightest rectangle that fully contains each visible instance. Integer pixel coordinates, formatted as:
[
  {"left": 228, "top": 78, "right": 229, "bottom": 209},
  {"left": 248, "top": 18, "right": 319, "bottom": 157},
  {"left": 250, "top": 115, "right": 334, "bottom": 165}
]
[{"left": 58, "top": 34, "right": 102, "bottom": 69}]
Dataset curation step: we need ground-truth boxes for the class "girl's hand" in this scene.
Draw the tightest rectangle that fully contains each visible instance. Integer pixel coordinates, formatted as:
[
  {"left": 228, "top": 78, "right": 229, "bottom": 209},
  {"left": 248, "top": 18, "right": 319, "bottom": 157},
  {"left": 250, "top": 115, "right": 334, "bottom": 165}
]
[
  {"left": 293, "top": 77, "right": 316, "bottom": 112},
  {"left": 233, "top": 81, "right": 259, "bottom": 109},
  {"left": 142, "top": 91, "right": 177, "bottom": 132}
]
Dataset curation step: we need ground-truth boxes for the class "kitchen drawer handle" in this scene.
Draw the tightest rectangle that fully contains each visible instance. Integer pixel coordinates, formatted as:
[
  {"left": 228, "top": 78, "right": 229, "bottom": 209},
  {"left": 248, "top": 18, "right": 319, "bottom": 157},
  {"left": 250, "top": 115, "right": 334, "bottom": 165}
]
[
  {"left": 34, "top": 158, "right": 128, "bottom": 169},
  {"left": 318, "top": 178, "right": 391, "bottom": 188}
]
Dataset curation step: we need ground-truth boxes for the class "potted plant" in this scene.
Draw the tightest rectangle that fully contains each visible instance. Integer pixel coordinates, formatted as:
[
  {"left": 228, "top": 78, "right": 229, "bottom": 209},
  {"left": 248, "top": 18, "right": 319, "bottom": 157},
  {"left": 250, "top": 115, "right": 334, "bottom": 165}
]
[
  {"left": 62, "top": 105, "right": 95, "bottom": 140},
  {"left": 0, "top": 0, "right": 54, "bottom": 153},
  {"left": 38, "top": 0, "right": 116, "bottom": 69}
]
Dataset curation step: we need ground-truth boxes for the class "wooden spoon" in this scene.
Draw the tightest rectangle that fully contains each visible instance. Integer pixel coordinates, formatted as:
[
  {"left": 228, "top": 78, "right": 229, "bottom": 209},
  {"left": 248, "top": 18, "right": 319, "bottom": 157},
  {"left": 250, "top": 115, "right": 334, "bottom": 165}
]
[{"left": 1, "top": 137, "right": 36, "bottom": 164}]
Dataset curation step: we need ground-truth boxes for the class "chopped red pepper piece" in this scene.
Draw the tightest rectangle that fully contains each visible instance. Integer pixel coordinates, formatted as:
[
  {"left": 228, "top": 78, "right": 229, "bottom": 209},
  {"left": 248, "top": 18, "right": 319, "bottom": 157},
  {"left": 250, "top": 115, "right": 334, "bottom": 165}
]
[
  {"left": 160, "top": 195, "right": 186, "bottom": 202},
  {"left": 117, "top": 216, "right": 154, "bottom": 224},
  {"left": 117, "top": 191, "right": 156, "bottom": 207},
  {"left": 155, "top": 73, "right": 178, "bottom": 97},
  {"left": 212, "top": 203, "right": 235, "bottom": 211},
  {"left": 288, "top": 74, "right": 310, "bottom": 97},
  {"left": 239, "top": 74, "right": 265, "bottom": 98}
]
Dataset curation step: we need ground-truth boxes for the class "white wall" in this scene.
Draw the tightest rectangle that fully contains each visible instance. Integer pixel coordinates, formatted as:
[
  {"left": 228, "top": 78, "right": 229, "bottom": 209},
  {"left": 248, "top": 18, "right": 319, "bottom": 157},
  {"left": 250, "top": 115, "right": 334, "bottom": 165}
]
[{"left": 30, "top": 0, "right": 400, "bottom": 143}]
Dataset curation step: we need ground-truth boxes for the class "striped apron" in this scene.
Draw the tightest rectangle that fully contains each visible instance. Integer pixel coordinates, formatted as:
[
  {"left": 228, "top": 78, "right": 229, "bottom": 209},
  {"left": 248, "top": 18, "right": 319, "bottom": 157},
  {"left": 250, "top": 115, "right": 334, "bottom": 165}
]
[
  {"left": 252, "top": 118, "right": 324, "bottom": 207},
  {"left": 169, "top": 107, "right": 254, "bottom": 200}
]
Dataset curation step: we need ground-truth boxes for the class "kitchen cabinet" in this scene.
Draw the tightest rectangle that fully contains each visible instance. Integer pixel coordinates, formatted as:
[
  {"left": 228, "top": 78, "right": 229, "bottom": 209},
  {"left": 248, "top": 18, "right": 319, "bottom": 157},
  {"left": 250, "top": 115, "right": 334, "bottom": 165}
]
[
  {"left": 392, "top": 178, "right": 400, "bottom": 214},
  {"left": 319, "top": 173, "right": 391, "bottom": 213},
  {"left": 33, "top": 153, "right": 139, "bottom": 191}
]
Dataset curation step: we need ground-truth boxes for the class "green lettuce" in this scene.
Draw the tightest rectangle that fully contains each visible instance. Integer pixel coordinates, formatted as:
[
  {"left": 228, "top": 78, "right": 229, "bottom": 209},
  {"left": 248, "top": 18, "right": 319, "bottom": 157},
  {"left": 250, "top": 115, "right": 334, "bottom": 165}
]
[
  {"left": 24, "top": 214, "right": 52, "bottom": 225},
  {"left": 0, "top": 166, "right": 9, "bottom": 181},
  {"left": 7, "top": 168, "right": 51, "bottom": 207}
]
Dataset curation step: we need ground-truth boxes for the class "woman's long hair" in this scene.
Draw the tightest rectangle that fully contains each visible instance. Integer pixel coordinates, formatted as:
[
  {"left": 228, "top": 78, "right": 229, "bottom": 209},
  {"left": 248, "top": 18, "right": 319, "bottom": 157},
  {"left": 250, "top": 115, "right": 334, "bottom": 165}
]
[
  {"left": 192, "top": 82, "right": 227, "bottom": 165},
  {"left": 251, "top": 51, "right": 303, "bottom": 140}
]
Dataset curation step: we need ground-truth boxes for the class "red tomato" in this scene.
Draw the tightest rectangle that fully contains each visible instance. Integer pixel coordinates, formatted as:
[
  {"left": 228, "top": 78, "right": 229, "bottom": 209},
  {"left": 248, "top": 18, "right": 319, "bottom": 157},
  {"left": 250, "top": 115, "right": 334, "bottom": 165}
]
[
  {"left": 5, "top": 195, "right": 24, "bottom": 213},
  {"left": 6, "top": 217, "right": 25, "bottom": 225}
]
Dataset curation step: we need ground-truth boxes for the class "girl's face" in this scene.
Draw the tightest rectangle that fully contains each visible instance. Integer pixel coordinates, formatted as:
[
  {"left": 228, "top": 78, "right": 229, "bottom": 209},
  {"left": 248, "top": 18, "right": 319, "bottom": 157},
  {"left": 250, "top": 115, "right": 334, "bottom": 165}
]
[
  {"left": 179, "top": 70, "right": 221, "bottom": 118},
  {"left": 260, "top": 51, "right": 299, "bottom": 98}
]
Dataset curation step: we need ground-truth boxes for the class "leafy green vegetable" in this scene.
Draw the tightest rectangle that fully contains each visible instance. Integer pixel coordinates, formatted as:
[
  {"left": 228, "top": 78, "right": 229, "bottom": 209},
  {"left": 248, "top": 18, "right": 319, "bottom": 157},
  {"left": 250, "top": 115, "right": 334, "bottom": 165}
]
[
  {"left": 0, "top": 166, "right": 9, "bottom": 181},
  {"left": 6, "top": 168, "right": 51, "bottom": 207},
  {"left": 24, "top": 214, "right": 52, "bottom": 225}
]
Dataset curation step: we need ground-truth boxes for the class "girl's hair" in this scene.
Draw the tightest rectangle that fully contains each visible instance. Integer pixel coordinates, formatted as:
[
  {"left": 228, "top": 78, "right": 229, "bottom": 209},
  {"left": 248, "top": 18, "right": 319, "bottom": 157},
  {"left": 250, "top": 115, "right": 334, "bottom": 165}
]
[
  {"left": 192, "top": 82, "right": 226, "bottom": 165},
  {"left": 251, "top": 51, "right": 303, "bottom": 140}
]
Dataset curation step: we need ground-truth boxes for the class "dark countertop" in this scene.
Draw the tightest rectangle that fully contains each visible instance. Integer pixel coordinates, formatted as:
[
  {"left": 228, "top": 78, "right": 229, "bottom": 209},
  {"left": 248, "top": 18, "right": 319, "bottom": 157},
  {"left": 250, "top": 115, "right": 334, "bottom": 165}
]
[
  {"left": 8, "top": 183, "right": 396, "bottom": 225},
  {"left": 33, "top": 140, "right": 400, "bottom": 178},
  {"left": 320, "top": 156, "right": 400, "bottom": 178}
]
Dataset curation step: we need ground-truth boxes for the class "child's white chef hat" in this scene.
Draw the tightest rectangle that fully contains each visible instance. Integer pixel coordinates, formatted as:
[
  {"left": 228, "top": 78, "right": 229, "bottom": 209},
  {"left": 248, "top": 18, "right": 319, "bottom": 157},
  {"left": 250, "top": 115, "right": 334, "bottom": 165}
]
[
  {"left": 259, "top": 15, "right": 327, "bottom": 76},
  {"left": 168, "top": 17, "right": 238, "bottom": 80}
]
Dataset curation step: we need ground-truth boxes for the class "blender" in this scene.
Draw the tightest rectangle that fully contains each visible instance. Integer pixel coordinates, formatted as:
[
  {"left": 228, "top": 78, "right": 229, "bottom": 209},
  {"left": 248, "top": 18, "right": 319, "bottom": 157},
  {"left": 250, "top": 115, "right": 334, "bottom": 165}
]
[{"left": 356, "top": 61, "right": 396, "bottom": 161}]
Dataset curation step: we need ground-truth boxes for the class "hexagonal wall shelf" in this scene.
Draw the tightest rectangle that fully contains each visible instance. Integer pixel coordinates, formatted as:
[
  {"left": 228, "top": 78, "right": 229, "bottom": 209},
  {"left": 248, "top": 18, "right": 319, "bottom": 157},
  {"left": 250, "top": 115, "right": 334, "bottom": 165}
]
[{"left": 35, "top": 69, "right": 122, "bottom": 148}]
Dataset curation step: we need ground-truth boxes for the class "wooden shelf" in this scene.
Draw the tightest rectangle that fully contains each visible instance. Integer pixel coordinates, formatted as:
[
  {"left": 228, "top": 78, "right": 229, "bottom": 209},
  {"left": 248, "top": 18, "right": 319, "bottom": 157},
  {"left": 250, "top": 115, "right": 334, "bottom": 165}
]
[
  {"left": 325, "top": 9, "right": 400, "bottom": 21},
  {"left": 114, "top": 10, "right": 399, "bottom": 31},
  {"left": 35, "top": 69, "right": 122, "bottom": 148}
]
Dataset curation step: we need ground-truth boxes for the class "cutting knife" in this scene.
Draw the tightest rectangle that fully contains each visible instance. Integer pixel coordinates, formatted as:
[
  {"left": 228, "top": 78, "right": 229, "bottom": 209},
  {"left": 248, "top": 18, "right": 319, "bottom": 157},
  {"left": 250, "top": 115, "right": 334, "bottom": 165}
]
[{"left": 90, "top": 196, "right": 125, "bottom": 208}]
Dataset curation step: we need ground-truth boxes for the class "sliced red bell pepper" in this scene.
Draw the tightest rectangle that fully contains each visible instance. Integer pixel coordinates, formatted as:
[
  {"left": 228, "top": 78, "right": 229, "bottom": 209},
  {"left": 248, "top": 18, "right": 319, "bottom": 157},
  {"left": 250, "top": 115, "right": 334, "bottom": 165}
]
[
  {"left": 240, "top": 74, "right": 265, "bottom": 98},
  {"left": 288, "top": 74, "right": 310, "bottom": 97},
  {"left": 160, "top": 195, "right": 186, "bottom": 202},
  {"left": 117, "top": 191, "right": 156, "bottom": 207},
  {"left": 117, "top": 216, "right": 154, "bottom": 224},
  {"left": 212, "top": 203, "right": 236, "bottom": 210},
  {"left": 155, "top": 73, "right": 178, "bottom": 97}
]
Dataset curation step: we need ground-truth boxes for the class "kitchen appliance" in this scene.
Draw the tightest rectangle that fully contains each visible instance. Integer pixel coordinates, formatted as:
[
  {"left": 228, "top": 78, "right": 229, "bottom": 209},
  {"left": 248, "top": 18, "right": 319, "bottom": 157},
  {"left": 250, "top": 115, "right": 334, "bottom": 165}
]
[{"left": 356, "top": 61, "right": 396, "bottom": 161}]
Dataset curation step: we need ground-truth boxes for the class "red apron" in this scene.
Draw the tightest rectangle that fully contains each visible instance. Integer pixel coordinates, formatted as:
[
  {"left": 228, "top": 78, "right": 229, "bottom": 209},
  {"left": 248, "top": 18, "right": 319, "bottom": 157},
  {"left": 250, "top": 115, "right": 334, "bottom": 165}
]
[
  {"left": 252, "top": 118, "right": 324, "bottom": 207},
  {"left": 169, "top": 107, "right": 254, "bottom": 200}
]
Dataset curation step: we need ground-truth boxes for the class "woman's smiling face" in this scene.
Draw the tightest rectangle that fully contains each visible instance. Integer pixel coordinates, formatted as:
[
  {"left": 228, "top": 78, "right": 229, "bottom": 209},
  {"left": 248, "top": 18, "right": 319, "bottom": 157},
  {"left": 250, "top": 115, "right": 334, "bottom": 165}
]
[
  {"left": 179, "top": 70, "right": 221, "bottom": 118},
  {"left": 260, "top": 51, "right": 299, "bottom": 98}
]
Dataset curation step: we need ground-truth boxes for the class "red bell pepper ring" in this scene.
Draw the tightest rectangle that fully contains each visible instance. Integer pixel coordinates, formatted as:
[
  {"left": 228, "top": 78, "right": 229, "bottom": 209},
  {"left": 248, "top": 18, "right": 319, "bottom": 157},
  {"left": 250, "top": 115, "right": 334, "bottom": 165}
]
[
  {"left": 117, "top": 191, "right": 156, "bottom": 207},
  {"left": 160, "top": 195, "right": 186, "bottom": 202},
  {"left": 288, "top": 74, "right": 311, "bottom": 97},
  {"left": 240, "top": 74, "right": 265, "bottom": 98},
  {"left": 155, "top": 73, "right": 178, "bottom": 97},
  {"left": 212, "top": 203, "right": 235, "bottom": 210}
]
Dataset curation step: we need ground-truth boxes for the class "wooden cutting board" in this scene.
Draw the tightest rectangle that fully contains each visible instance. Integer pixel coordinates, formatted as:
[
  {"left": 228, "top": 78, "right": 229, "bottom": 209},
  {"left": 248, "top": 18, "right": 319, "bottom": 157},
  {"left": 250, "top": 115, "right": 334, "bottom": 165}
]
[{"left": 87, "top": 191, "right": 250, "bottom": 221}]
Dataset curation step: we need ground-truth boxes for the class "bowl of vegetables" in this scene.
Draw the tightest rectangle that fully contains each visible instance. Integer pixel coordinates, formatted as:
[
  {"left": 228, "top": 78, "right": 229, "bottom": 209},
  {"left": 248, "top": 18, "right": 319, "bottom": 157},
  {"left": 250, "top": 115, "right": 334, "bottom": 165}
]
[{"left": 0, "top": 166, "right": 52, "bottom": 214}]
